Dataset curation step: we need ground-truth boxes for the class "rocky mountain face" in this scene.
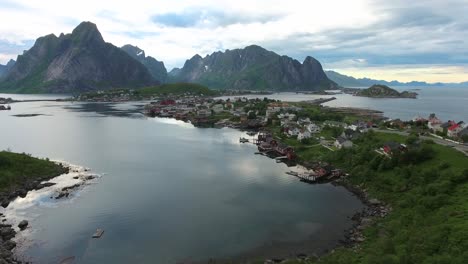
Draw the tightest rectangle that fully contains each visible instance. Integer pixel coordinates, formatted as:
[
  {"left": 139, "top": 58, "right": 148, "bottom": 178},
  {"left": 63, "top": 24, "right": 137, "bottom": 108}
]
[
  {"left": 0, "top": 22, "right": 156, "bottom": 93},
  {"left": 0, "top": 59, "right": 15, "bottom": 78},
  {"left": 121, "top": 44, "right": 167, "bottom": 83},
  {"left": 170, "top": 45, "right": 336, "bottom": 91}
]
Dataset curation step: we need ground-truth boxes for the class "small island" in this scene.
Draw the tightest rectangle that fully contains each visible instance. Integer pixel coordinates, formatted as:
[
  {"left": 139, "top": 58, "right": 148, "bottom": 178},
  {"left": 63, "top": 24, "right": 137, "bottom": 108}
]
[{"left": 356, "top": 84, "right": 418, "bottom": 98}]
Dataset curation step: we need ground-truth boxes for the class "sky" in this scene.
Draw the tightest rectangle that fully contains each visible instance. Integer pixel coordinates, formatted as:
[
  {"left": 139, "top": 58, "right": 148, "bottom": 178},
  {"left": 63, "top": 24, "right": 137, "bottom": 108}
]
[{"left": 1, "top": 0, "right": 468, "bottom": 83}]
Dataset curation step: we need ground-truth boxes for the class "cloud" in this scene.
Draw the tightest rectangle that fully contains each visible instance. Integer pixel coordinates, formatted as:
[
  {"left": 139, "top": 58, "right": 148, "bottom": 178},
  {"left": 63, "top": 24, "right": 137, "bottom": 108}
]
[
  {"left": 0, "top": 0, "right": 468, "bottom": 82},
  {"left": 151, "top": 8, "right": 283, "bottom": 28}
]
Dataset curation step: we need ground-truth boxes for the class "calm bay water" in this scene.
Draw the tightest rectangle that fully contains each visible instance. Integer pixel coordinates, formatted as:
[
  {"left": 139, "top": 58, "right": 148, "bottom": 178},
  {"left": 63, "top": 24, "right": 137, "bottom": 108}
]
[{"left": 0, "top": 99, "right": 363, "bottom": 263}]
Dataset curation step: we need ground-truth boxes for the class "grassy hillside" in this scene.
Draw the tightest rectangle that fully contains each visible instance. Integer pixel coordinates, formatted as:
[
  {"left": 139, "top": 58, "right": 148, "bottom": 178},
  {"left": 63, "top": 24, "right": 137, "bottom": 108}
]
[
  {"left": 280, "top": 131, "right": 468, "bottom": 264},
  {"left": 0, "top": 151, "right": 68, "bottom": 190}
]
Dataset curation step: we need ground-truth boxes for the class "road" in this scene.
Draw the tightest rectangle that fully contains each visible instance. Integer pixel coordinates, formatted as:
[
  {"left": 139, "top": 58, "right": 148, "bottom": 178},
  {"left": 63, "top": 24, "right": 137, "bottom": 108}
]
[{"left": 374, "top": 129, "right": 468, "bottom": 156}]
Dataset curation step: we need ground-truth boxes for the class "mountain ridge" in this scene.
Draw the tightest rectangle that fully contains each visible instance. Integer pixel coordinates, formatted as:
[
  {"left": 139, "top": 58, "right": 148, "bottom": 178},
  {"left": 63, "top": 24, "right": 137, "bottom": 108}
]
[
  {"left": 0, "top": 22, "right": 156, "bottom": 93},
  {"left": 326, "top": 70, "right": 468, "bottom": 88},
  {"left": 121, "top": 44, "right": 167, "bottom": 83},
  {"left": 0, "top": 59, "right": 15, "bottom": 78},
  {"left": 170, "top": 45, "right": 337, "bottom": 91}
]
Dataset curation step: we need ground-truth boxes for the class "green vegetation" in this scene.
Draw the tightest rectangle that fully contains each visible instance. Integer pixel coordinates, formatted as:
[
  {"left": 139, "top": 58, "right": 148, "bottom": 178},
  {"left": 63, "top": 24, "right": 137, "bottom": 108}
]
[
  {"left": 357, "top": 85, "right": 418, "bottom": 98},
  {"left": 0, "top": 151, "right": 68, "bottom": 190},
  {"left": 137, "top": 83, "right": 218, "bottom": 96},
  {"left": 78, "top": 83, "right": 218, "bottom": 100},
  {"left": 280, "top": 131, "right": 468, "bottom": 264}
]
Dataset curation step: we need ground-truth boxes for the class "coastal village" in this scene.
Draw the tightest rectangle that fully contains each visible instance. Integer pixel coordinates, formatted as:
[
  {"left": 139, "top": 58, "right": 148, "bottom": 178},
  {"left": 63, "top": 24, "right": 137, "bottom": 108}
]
[{"left": 142, "top": 95, "right": 468, "bottom": 185}]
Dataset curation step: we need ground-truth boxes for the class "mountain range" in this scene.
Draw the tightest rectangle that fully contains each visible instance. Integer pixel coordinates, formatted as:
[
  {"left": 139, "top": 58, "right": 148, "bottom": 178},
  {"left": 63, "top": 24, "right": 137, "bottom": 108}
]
[
  {"left": 0, "top": 22, "right": 157, "bottom": 93},
  {"left": 1, "top": 21, "right": 465, "bottom": 94},
  {"left": 0, "top": 21, "right": 335, "bottom": 93},
  {"left": 325, "top": 70, "right": 468, "bottom": 88},
  {"left": 168, "top": 45, "right": 337, "bottom": 91}
]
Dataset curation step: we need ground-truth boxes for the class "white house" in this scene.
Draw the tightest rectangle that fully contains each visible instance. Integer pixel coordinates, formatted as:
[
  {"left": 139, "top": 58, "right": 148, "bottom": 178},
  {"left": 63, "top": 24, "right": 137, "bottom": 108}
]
[
  {"left": 288, "top": 127, "right": 301, "bottom": 137},
  {"left": 307, "top": 123, "right": 321, "bottom": 133},
  {"left": 334, "top": 137, "right": 353, "bottom": 149},
  {"left": 298, "top": 131, "right": 312, "bottom": 141}
]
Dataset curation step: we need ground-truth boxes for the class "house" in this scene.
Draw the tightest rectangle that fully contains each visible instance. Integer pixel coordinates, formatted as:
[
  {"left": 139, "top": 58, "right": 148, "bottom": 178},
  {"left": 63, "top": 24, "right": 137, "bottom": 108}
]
[
  {"left": 298, "top": 131, "right": 312, "bottom": 141},
  {"left": 334, "top": 137, "right": 353, "bottom": 149},
  {"left": 287, "top": 126, "right": 301, "bottom": 137},
  {"left": 266, "top": 107, "right": 281, "bottom": 118},
  {"left": 197, "top": 109, "right": 212, "bottom": 118},
  {"left": 297, "top": 117, "right": 311, "bottom": 125},
  {"left": 382, "top": 142, "right": 407, "bottom": 155},
  {"left": 275, "top": 143, "right": 295, "bottom": 159},
  {"left": 341, "top": 129, "right": 361, "bottom": 140},
  {"left": 211, "top": 104, "right": 224, "bottom": 114},
  {"left": 277, "top": 113, "right": 296, "bottom": 121},
  {"left": 447, "top": 123, "right": 462, "bottom": 138},
  {"left": 160, "top": 99, "right": 176, "bottom": 105},
  {"left": 307, "top": 123, "right": 321, "bottom": 133},
  {"left": 441, "top": 120, "right": 456, "bottom": 130},
  {"left": 428, "top": 116, "right": 443, "bottom": 132}
]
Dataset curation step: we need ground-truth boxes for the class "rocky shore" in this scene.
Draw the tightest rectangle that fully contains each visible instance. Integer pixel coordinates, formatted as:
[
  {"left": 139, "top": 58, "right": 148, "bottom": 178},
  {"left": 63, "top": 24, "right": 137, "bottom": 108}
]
[
  {"left": 0, "top": 163, "right": 97, "bottom": 264},
  {"left": 333, "top": 179, "right": 391, "bottom": 248}
]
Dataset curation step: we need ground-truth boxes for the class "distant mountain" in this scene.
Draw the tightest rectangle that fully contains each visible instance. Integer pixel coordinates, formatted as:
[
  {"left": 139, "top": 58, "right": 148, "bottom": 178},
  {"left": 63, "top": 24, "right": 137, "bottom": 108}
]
[
  {"left": 0, "top": 59, "right": 15, "bottom": 78},
  {"left": 121, "top": 44, "right": 167, "bottom": 83},
  {"left": 325, "top": 70, "right": 363, "bottom": 87},
  {"left": 356, "top": 85, "right": 417, "bottom": 98},
  {"left": 0, "top": 22, "right": 156, "bottom": 93},
  {"left": 325, "top": 70, "right": 468, "bottom": 88},
  {"left": 170, "top": 45, "right": 337, "bottom": 91}
]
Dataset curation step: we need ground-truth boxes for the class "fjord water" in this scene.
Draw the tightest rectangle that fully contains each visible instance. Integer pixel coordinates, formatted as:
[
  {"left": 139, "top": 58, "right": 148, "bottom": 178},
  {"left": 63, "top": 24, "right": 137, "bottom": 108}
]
[{"left": 0, "top": 100, "right": 363, "bottom": 263}]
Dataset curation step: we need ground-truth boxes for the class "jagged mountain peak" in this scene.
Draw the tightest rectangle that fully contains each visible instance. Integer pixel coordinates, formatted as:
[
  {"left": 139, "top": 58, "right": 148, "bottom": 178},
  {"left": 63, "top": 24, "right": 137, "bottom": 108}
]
[
  {"left": 121, "top": 44, "right": 167, "bottom": 83},
  {"left": 172, "top": 45, "right": 336, "bottom": 91},
  {"left": 0, "top": 21, "right": 156, "bottom": 93},
  {"left": 70, "top": 21, "right": 104, "bottom": 45}
]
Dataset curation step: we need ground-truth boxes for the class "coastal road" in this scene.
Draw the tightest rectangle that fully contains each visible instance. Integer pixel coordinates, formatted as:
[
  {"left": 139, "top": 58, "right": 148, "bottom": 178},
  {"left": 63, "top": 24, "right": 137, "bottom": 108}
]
[{"left": 374, "top": 129, "right": 468, "bottom": 156}]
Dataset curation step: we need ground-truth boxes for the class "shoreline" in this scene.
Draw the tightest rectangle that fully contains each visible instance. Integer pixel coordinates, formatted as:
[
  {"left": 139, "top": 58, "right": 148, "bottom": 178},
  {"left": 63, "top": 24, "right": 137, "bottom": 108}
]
[
  {"left": 144, "top": 114, "right": 391, "bottom": 263},
  {"left": 0, "top": 161, "right": 98, "bottom": 264}
]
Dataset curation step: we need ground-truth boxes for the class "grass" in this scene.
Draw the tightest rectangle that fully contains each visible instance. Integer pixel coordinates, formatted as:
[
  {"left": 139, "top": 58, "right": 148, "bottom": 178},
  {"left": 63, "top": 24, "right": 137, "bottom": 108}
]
[
  {"left": 281, "top": 131, "right": 468, "bottom": 264},
  {"left": 0, "top": 151, "right": 68, "bottom": 191}
]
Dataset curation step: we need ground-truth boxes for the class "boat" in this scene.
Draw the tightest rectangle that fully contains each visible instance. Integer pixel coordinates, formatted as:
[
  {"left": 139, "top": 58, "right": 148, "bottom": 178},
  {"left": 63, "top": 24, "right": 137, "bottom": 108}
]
[
  {"left": 286, "top": 171, "right": 298, "bottom": 176},
  {"left": 92, "top": 229, "right": 104, "bottom": 238},
  {"left": 239, "top": 137, "right": 249, "bottom": 143}
]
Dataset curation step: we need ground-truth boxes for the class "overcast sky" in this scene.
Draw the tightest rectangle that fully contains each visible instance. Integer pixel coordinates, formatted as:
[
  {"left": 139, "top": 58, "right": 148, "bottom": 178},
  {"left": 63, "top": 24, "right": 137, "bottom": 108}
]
[{"left": 1, "top": 0, "right": 468, "bottom": 82}]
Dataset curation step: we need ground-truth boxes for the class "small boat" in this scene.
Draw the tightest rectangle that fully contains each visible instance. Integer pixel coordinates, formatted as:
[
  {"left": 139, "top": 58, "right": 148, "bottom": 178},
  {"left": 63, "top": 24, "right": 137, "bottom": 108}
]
[
  {"left": 92, "top": 229, "right": 104, "bottom": 238},
  {"left": 239, "top": 137, "right": 249, "bottom": 143}
]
